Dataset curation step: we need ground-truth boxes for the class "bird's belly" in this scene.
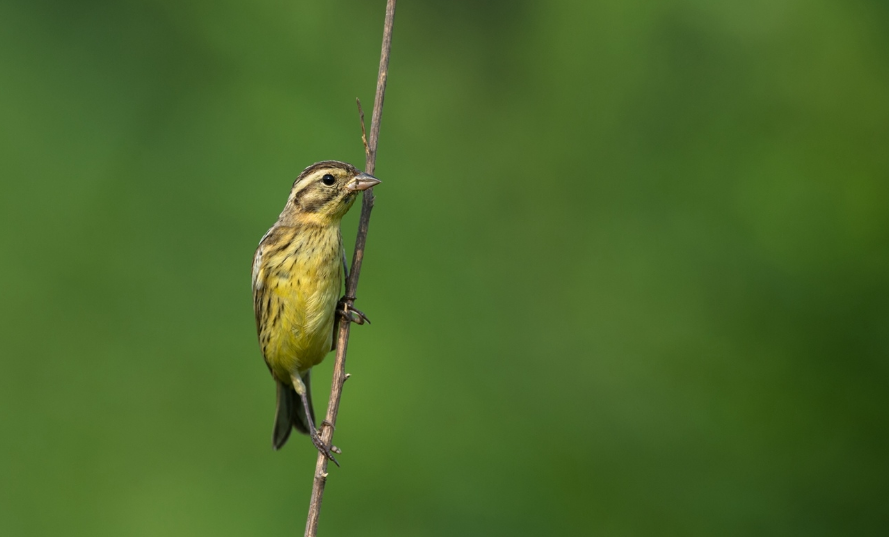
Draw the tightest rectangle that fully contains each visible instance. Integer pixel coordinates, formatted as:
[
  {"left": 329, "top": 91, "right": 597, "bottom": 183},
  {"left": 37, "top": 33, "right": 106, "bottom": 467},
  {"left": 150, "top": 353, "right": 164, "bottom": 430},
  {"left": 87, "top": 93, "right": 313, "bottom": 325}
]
[{"left": 264, "top": 259, "right": 340, "bottom": 381}]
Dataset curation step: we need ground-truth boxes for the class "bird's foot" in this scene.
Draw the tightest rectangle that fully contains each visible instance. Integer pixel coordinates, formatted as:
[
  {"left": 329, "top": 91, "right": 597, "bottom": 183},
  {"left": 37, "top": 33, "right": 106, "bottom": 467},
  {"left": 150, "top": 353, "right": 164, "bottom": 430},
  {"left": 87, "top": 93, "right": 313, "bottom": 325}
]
[
  {"left": 336, "top": 296, "right": 370, "bottom": 325},
  {"left": 319, "top": 421, "right": 341, "bottom": 454},
  {"left": 311, "top": 432, "right": 340, "bottom": 467}
]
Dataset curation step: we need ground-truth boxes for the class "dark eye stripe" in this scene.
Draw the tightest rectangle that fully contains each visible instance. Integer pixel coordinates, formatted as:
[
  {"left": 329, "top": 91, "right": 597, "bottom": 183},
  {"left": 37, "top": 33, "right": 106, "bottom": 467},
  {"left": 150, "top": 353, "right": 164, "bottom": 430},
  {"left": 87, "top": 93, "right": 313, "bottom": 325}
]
[
  {"left": 301, "top": 189, "right": 339, "bottom": 213},
  {"left": 294, "top": 176, "right": 340, "bottom": 212}
]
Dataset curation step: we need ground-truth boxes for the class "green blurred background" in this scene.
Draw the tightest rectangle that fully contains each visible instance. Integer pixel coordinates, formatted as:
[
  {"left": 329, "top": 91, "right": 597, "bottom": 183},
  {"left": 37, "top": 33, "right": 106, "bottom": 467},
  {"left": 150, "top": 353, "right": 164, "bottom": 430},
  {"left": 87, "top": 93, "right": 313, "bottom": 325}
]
[{"left": 2, "top": 0, "right": 888, "bottom": 535}]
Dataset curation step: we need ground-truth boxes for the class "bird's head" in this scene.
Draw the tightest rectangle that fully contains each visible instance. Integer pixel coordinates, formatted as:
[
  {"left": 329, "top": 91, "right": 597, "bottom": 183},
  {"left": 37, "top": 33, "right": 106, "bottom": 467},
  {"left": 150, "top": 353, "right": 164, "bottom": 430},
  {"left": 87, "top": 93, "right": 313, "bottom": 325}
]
[{"left": 280, "top": 161, "right": 380, "bottom": 225}]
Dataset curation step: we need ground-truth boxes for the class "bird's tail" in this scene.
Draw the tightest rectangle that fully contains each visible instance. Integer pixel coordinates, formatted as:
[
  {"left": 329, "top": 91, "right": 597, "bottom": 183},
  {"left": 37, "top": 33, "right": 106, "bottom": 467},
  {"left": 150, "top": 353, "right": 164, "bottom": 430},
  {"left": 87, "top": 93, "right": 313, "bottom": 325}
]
[{"left": 272, "top": 372, "right": 315, "bottom": 450}]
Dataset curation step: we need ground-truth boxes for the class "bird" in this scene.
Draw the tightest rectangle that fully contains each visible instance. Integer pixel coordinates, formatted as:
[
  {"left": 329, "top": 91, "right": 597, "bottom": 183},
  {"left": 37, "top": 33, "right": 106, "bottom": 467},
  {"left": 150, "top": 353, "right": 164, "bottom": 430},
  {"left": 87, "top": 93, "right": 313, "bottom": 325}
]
[{"left": 252, "top": 160, "right": 380, "bottom": 463}]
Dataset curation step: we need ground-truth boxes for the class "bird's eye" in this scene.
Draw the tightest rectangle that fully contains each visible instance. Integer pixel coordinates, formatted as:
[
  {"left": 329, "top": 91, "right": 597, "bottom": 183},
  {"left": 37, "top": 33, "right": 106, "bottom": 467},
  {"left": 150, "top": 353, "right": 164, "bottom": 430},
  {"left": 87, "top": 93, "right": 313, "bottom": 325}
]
[{"left": 322, "top": 174, "right": 336, "bottom": 186}]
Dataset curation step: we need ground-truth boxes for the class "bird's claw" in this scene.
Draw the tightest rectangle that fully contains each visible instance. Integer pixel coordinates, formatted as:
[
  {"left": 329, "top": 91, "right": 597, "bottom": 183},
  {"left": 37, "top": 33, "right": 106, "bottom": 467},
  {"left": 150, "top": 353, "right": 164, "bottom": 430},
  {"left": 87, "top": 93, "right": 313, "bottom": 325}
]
[
  {"left": 311, "top": 432, "right": 340, "bottom": 467},
  {"left": 336, "top": 296, "right": 371, "bottom": 325}
]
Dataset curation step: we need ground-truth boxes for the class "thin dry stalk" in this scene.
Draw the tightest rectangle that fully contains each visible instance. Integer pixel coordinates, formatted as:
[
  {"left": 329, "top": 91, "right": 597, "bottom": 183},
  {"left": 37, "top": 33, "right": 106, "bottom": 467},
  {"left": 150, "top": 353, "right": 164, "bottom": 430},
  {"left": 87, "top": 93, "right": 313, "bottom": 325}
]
[
  {"left": 304, "top": 2, "right": 396, "bottom": 536},
  {"left": 357, "top": 99, "right": 369, "bottom": 158}
]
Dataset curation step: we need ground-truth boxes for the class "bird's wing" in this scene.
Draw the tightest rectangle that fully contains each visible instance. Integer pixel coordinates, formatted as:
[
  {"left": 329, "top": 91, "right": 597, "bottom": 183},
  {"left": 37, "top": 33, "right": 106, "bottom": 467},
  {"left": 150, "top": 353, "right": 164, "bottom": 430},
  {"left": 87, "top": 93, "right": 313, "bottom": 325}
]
[
  {"left": 251, "top": 239, "right": 268, "bottom": 336},
  {"left": 252, "top": 232, "right": 280, "bottom": 379}
]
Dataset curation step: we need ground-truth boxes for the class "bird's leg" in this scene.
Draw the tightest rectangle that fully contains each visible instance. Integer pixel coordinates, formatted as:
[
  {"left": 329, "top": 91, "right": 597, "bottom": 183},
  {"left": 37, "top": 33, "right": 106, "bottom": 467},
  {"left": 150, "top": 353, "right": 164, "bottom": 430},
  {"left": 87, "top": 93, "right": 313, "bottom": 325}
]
[
  {"left": 291, "top": 373, "right": 340, "bottom": 467},
  {"left": 336, "top": 295, "right": 371, "bottom": 325}
]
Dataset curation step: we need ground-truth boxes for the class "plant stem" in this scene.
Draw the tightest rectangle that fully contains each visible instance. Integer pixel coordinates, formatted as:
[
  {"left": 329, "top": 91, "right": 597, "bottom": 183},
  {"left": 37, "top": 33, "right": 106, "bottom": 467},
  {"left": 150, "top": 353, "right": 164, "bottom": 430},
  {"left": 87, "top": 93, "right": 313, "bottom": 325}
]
[{"left": 304, "top": 2, "right": 396, "bottom": 536}]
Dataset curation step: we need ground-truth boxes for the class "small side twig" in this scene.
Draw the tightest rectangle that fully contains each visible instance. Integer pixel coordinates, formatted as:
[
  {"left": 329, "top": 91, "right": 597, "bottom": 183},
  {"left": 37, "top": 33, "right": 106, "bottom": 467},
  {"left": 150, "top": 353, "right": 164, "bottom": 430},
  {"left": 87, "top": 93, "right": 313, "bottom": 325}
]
[
  {"left": 357, "top": 99, "right": 370, "bottom": 159},
  {"left": 304, "top": 2, "right": 396, "bottom": 536}
]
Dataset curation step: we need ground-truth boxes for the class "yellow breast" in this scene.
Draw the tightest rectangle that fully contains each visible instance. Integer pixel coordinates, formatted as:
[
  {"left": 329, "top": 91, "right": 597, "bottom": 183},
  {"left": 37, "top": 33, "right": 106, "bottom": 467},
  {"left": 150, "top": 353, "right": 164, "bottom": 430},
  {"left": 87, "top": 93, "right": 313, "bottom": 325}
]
[{"left": 253, "top": 224, "right": 342, "bottom": 382}]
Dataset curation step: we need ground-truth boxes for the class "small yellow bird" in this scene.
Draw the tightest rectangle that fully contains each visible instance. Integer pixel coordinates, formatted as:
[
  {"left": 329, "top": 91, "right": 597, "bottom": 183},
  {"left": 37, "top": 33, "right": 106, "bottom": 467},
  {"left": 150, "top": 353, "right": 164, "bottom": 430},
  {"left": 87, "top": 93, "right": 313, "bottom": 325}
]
[{"left": 252, "top": 161, "right": 379, "bottom": 463}]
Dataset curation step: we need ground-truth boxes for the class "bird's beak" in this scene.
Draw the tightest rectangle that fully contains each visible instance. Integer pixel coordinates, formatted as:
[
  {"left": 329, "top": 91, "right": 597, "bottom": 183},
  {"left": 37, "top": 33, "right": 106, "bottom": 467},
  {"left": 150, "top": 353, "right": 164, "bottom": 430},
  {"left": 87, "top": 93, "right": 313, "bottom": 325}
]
[{"left": 345, "top": 173, "right": 381, "bottom": 192}]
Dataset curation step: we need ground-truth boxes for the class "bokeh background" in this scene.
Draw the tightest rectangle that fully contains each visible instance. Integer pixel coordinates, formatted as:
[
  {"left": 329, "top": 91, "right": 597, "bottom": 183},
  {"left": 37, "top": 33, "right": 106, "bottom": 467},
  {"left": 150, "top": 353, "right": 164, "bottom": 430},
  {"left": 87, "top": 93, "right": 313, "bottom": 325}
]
[{"left": 2, "top": 0, "right": 888, "bottom": 535}]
